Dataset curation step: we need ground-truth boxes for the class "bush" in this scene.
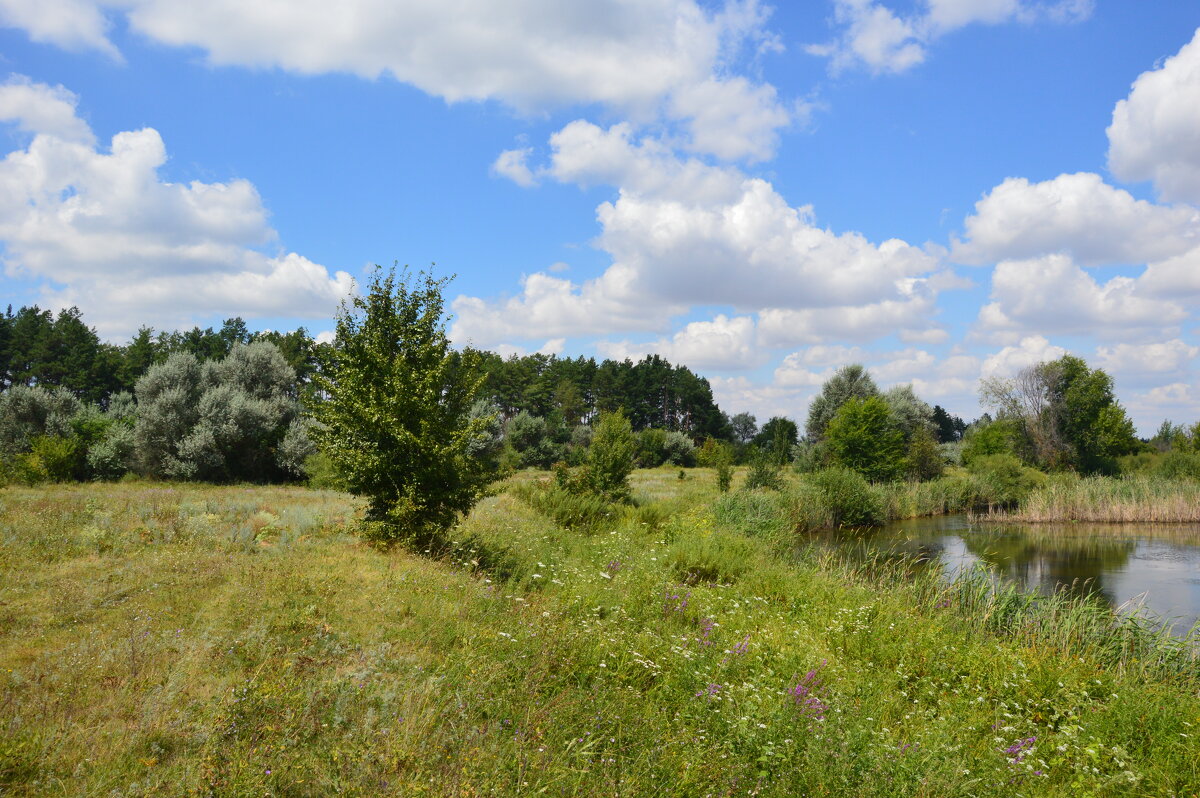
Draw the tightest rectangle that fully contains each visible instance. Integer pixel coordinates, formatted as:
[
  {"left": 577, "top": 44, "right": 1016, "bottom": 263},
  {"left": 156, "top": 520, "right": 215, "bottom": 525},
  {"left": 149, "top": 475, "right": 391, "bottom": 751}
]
[
  {"left": 743, "top": 448, "right": 783, "bottom": 491},
  {"left": 809, "top": 467, "right": 882, "bottom": 528},
  {"left": 87, "top": 423, "right": 135, "bottom": 480},
  {"left": 967, "top": 454, "right": 1045, "bottom": 508},
  {"left": 580, "top": 410, "right": 637, "bottom": 502},
  {"left": 1153, "top": 450, "right": 1200, "bottom": 481},
  {"left": 661, "top": 430, "right": 696, "bottom": 466},
  {"left": 511, "top": 481, "right": 618, "bottom": 533},
  {"left": 906, "top": 426, "right": 945, "bottom": 481},
  {"left": 636, "top": 428, "right": 669, "bottom": 468},
  {"left": 505, "top": 411, "right": 562, "bottom": 469}
]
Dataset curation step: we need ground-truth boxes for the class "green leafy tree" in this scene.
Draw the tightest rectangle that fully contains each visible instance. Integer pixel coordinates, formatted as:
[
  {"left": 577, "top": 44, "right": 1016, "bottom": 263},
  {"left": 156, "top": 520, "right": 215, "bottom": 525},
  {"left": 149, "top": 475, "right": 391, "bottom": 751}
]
[
  {"left": 753, "top": 416, "right": 798, "bottom": 465},
  {"left": 313, "top": 267, "right": 495, "bottom": 546},
  {"left": 824, "top": 396, "right": 904, "bottom": 482},
  {"left": 580, "top": 410, "right": 637, "bottom": 502},
  {"left": 806, "top": 365, "right": 879, "bottom": 442}
]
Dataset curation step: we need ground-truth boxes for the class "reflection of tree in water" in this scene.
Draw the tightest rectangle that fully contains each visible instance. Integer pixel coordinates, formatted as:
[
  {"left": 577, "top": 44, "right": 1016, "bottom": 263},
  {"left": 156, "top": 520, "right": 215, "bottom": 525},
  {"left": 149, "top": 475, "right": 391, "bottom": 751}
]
[{"left": 961, "top": 527, "right": 1136, "bottom": 606}]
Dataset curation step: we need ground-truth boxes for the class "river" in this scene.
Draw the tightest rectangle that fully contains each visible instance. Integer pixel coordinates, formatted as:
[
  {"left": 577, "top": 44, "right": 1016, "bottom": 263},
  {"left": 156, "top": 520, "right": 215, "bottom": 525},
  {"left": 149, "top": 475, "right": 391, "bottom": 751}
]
[{"left": 814, "top": 514, "right": 1200, "bottom": 636}]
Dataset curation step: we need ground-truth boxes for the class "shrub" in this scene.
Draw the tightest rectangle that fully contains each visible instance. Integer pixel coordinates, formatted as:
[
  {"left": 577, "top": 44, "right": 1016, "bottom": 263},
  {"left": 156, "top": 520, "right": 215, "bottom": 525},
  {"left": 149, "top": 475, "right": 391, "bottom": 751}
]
[
  {"left": 580, "top": 410, "right": 637, "bottom": 502},
  {"left": 906, "top": 426, "right": 945, "bottom": 481},
  {"left": 505, "top": 411, "right": 562, "bottom": 469},
  {"left": 1154, "top": 450, "right": 1200, "bottom": 481},
  {"left": 636, "top": 428, "right": 669, "bottom": 467},
  {"left": 809, "top": 467, "right": 882, "bottom": 528},
  {"left": 510, "top": 482, "right": 618, "bottom": 533},
  {"left": 661, "top": 430, "right": 696, "bottom": 466},
  {"left": 967, "top": 454, "right": 1045, "bottom": 508},
  {"left": 743, "top": 448, "right": 783, "bottom": 491}
]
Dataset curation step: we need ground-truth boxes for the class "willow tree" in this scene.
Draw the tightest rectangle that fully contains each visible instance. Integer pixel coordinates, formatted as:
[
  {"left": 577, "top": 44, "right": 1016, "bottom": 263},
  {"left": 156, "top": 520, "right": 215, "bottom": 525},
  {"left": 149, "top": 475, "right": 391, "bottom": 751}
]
[{"left": 314, "top": 267, "right": 495, "bottom": 547}]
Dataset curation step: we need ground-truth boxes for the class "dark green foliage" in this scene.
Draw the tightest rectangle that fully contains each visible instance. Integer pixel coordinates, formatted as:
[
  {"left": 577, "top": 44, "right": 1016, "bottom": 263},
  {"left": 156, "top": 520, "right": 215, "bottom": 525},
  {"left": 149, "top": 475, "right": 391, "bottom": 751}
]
[
  {"left": 931, "top": 405, "right": 966, "bottom": 443},
  {"left": 980, "top": 355, "right": 1137, "bottom": 474},
  {"left": 967, "top": 454, "right": 1046, "bottom": 508},
  {"left": 580, "top": 410, "right": 637, "bottom": 502},
  {"left": 505, "top": 411, "right": 563, "bottom": 469},
  {"left": 824, "top": 396, "right": 905, "bottom": 482},
  {"left": 730, "top": 412, "right": 757, "bottom": 444},
  {"left": 805, "top": 364, "right": 879, "bottom": 441},
  {"left": 960, "top": 419, "right": 1021, "bottom": 466},
  {"left": 810, "top": 467, "right": 882, "bottom": 528},
  {"left": 477, "top": 351, "right": 730, "bottom": 440},
  {"left": 313, "top": 267, "right": 496, "bottom": 546},
  {"left": 752, "top": 416, "right": 798, "bottom": 464},
  {"left": 906, "top": 426, "right": 945, "bottom": 481}
]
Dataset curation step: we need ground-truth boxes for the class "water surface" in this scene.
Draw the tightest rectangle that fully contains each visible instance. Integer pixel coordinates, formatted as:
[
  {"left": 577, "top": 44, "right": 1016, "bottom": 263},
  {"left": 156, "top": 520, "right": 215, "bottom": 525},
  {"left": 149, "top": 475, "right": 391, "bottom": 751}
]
[{"left": 815, "top": 514, "right": 1200, "bottom": 636}]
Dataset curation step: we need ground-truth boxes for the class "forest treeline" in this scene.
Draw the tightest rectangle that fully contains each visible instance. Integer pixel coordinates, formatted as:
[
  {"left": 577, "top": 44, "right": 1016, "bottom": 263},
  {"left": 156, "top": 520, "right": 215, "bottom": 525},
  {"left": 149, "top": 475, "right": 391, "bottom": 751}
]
[
  {"left": 3, "top": 300, "right": 1194, "bottom": 492},
  {"left": 0, "top": 304, "right": 747, "bottom": 483}
]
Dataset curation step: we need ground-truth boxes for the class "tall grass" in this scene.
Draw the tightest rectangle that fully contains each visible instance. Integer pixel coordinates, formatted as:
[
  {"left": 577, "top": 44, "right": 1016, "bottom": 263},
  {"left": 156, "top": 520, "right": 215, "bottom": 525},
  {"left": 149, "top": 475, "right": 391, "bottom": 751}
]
[{"left": 988, "top": 474, "right": 1200, "bottom": 523}]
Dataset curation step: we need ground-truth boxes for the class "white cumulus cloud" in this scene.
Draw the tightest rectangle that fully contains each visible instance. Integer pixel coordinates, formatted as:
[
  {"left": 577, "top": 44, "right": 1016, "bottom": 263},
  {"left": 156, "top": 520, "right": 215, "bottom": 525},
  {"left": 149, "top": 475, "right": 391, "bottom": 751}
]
[
  {"left": 977, "top": 255, "right": 1186, "bottom": 339},
  {"left": 953, "top": 172, "right": 1200, "bottom": 266},
  {"left": 1108, "top": 27, "right": 1200, "bottom": 204},
  {"left": 0, "top": 77, "right": 353, "bottom": 338},
  {"left": 1, "top": 0, "right": 791, "bottom": 162},
  {"left": 595, "top": 314, "right": 761, "bottom": 372}
]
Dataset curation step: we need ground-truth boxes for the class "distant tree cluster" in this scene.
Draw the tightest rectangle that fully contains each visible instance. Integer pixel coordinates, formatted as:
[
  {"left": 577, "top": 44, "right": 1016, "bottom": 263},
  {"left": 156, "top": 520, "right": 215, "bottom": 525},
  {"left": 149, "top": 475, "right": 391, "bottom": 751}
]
[
  {"left": 0, "top": 305, "right": 327, "bottom": 406},
  {"left": 0, "top": 341, "right": 313, "bottom": 485},
  {"left": 474, "top": 350, "right": 731, "bottom": 439}
]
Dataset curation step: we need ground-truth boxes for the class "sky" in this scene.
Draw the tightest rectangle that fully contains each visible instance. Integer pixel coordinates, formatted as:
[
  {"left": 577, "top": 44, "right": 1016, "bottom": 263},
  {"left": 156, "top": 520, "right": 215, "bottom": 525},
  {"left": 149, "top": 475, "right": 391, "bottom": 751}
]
[{"left": 1, "top": 0, "right": 1200, "bottom": 434}]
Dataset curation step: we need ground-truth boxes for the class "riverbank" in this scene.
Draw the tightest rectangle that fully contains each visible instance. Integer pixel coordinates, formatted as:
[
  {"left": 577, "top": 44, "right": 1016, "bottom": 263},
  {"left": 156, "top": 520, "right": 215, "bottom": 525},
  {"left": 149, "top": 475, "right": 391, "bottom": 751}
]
[
  {"left": 2, "top": 477, "right": 1197, "bottom": 796},
  {"left": 984, "top": 474, "right": 1200, "bottom": 524}
]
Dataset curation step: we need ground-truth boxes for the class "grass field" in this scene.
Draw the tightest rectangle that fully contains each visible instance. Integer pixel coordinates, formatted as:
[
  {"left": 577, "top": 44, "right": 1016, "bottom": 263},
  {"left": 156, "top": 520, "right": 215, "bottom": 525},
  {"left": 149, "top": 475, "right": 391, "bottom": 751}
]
[{"left": 2, "top": 472, "right": 1198, "bottom": 796}]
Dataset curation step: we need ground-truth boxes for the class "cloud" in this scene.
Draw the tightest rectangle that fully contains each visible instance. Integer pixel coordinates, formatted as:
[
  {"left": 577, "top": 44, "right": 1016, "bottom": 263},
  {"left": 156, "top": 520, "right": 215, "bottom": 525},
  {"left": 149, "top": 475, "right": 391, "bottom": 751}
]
[
  {"left": 491, "top": 148, "right": 536, "bottom": 187},
  {"left": 1136, "top": 247, "right": 1200, "bottom": 301},
  {"left": 449, "top": 268, "right": 680, "bottom": 346},
  {"left": 0, "top": 77, "right": 353, "bottom": 338},
  {"left": 1094, "top": 340, "right": 1199, "bottom": 380},
  {"left": 757, "top": 290, "right": 940, "bottom": 348},
  {"left": 976, "top": 255, "right": 1186, "bottom": 339},
  {"left": 462, "top": 121, "right": 950, "bottom": 347},
  {"left": 595, "top": 314, "right": 761, "bottom": 371},
  {"left": 953, "top": 173, "right": 1200, "bottom": 266},
  {"left": 980, "top": 335, "right": 1067, "bottom": 378},
  {"left": 1108, "top": 27, "right": 1200, "bottom": 204},
  {"left": 0, "top": 76, "right": 95, "bottom": 143},
  {"left": 808, "top": 0, "right": 1091, "bottom": 75},
  {"left": 805, "top": 1, "right": 925, "bottom": 76},
  {"left": 1, "top": 0, "right": 791, "bottom": 162},
  {"left": 1126, "top": 382, "right": 1200, "bottom": 432},
  {"left": 0, "top": 0, "right": 120, "bottom": 59}
]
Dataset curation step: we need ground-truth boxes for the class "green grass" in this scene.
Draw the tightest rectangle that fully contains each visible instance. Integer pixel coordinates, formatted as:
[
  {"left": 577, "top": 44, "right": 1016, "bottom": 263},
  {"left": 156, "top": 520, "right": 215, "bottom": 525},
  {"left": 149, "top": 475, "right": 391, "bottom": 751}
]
[{"left": 1, "top": 474, "right": 1198, "bottom": 796}]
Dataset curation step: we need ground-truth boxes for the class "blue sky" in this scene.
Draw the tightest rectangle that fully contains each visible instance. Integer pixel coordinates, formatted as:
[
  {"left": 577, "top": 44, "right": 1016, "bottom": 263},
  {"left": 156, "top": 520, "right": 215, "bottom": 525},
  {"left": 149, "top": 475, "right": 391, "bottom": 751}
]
[{"left": 2, "top": 1, "right": 1199, "bottom": 432}]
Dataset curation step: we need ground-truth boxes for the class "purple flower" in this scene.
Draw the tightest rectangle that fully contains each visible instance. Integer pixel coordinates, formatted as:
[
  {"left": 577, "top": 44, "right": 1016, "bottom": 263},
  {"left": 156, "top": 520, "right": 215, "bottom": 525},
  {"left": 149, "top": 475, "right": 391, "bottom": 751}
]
[{"left": 788, "top": 661, "right": 829, "bottom": 721}]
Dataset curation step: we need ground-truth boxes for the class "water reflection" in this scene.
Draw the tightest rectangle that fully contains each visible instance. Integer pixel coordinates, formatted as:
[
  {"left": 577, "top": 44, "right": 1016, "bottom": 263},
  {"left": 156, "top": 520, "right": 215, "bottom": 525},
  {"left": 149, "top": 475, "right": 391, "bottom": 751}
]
[{"left": 810, "top": 515, "right": 1200, "bottom": 635}]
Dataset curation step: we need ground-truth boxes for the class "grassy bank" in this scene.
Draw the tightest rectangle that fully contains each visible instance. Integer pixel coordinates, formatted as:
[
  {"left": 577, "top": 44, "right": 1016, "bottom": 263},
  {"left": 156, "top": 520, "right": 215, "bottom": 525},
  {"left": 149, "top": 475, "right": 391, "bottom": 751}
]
[
  {"left": 985, "top": 474, "right": 1200, "bottom": 524},
  {"left": 2, "top": 475, "right": 1198, "bottom": 796}
]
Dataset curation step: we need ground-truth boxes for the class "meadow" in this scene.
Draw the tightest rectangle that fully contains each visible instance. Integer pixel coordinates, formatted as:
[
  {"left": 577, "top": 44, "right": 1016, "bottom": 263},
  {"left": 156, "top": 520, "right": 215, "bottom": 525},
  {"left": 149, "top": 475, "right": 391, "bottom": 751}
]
[{"left": 2, "top": 472, "right": 1198, "bottom": 796}]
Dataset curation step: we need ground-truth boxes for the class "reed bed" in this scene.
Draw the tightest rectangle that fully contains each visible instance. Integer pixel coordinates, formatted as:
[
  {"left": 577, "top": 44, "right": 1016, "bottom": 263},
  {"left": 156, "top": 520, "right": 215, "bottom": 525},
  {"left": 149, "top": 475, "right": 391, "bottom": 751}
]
[{"left": 988, "top": 474, "right": 1200, "bottom": 523}]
